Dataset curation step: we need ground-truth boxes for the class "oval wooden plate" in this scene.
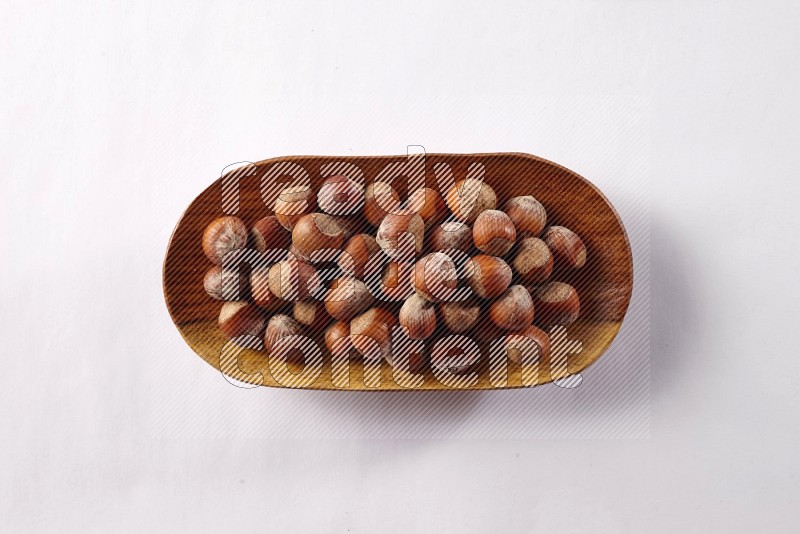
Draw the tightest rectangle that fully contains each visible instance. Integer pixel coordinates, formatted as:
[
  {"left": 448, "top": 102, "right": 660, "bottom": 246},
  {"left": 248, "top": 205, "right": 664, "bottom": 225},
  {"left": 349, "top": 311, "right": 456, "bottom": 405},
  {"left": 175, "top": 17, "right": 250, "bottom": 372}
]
[{"left": 163, "top": 153, "right": 633, "bottom": 391}]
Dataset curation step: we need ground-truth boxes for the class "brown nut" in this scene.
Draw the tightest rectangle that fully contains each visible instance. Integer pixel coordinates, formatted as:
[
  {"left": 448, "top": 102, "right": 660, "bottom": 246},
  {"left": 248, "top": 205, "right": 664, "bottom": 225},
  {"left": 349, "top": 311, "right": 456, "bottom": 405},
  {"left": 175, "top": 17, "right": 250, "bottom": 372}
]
[
  {"left": 325, "top": 277, "right": 375, "bottom": 322},
  {"left": 411, "top": 252, "right": 458, "bottom": 302},
  {"left": 350, "top": 308, "right": 397, "bottom": 361},
  {"left": 504, "top": 325, "right": 550, "bottom": 364},
  {"left": 293, "top": 299, "right": 331, "bottom": 333},
  {"left": 399, "top": 293, "right": 437, "bottom": 340},
  {"left": 204, "top": 265, "right": 249, "bottom": 301},
  {"left": 249, "top": 268, "right": 283, "bottom": 311},
  {"left": 339, "top": 234, "right": 382, "bottom": 278},
  {"left": 318, "top": 175, "right": 365, "bottom": 215},
  {"left": 532, "top": 282, "right": 580, "bottom": 327},
  {"left": 364, "top": 181, "right": 401, "bottom": 227},
  {"left": 376, "top": 261, "right": 415, "bottom": 301},
  {"left": 543, "top": 226, "right": 587, "bottom": 269},
  {"left": 264, "top": 314, "right": 305, "bottom": 361},
  {"left": 250, "top": 215, "right": 291, "bottom": 253},
  {"left": 439, "top": 299, "right": 481, "bottom": 334},
  {"left": 291, "top": 213, "right": 347, "bottom": 258},
  {"left": 444, "top": 179, "right": 497, "bottom": 223},
  {"left": 473, "top": 209, "right": 516, "bottom": 256},
  {"left": 429, "top": 221, "right": 473, "bottom": 254},
  {"left": 202, "top": 216, "right": 248, "bottom": 264},
  {"left": 466, "top": 254, "right": 512, "bottom": 299},
  {"left": 375, "top": 209, "right": 425, "bottom": 256},
  {"left": 503, "top": 196, "right": 547, "bottom": 237},
  {"left": 267, "top": 257, "right": 321, "bottom": 301},
  {"left": 218, "top": 301, "right": 266, "bottom": 339},
  {"left": 489, "top": 285, "right": 535, "bottom": 331},
  {"left": 407, "top": 187, "right": 446, "bottom": 229},
  {"left": 510, "top": 237, "right": 553, "bottom": 283},
  {"left": 324, "top": 321, "right": 357, "bottom": 359},
  {"left": 273, "top": 186, "right": 317, "bottom": 230}
]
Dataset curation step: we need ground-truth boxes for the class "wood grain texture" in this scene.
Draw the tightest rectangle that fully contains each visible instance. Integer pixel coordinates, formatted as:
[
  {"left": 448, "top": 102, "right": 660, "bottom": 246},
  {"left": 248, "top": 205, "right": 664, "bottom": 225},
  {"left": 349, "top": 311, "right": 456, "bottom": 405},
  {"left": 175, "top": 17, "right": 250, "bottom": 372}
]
[{"left": 163, "top": 153, "right": 633, "bottom": 391}]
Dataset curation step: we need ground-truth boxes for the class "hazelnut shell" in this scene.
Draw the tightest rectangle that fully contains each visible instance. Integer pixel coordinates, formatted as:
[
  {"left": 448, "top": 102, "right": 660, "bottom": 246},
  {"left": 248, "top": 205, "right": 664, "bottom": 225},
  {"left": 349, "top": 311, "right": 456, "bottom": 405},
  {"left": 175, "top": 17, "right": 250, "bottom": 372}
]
[
  {"left": 466, "top": 255, "right": 512, "bottom": 299},
  {"left": 532, "top": 282, "right": 581, "bottom": 327},
  {"left": 399, "top": 294, "right": 437, "bottom": 340},
  {"left": 503, "top": 196, "right": 547, "bottom": 237},
  {"left": 411, "top": 252, "right": 458, "bottom": 302},
  {"left": 325, "top": 278, "right": 376, "bottom": 322},
  {"left": 444, "top": 179, "right": 497, "bottom": 223},
  {"left": 364, "top": 182, "right": 401, "bottom": 227},
  {"left": 375, "top": 209, "right": 425, "bottom": 256},
  {"left": 202, "top": 216, "right": 248, "bottom": 265},
  {"left": 273, "top": 186, "right": 317, "bottom": 230},
  {"left": 473, "top": 209, "right": 516, "bottom": 256},
  {"left": 489, "top": 285, "right": 535, "bottom": 331},
  {"left": 543, "top": 226, "right": 587, "bottom": 269},
  {"left": 510, "top": 237, "right": 553, "bottom": 283}
]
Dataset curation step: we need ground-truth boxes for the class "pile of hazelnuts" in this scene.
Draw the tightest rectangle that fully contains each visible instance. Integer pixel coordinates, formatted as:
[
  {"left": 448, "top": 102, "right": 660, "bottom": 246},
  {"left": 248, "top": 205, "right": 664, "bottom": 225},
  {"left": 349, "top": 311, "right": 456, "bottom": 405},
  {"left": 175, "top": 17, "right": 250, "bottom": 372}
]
[{"left": 201, "top": 174, "right": 586, "bottom": 373}]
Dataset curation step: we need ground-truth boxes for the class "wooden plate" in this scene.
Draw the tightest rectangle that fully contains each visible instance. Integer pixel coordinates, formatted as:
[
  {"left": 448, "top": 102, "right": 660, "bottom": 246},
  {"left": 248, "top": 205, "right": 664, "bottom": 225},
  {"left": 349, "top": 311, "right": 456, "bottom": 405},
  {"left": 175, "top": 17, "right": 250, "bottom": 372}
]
[{"left": 163, "top": 153, "right": 633, "bottom": 390}]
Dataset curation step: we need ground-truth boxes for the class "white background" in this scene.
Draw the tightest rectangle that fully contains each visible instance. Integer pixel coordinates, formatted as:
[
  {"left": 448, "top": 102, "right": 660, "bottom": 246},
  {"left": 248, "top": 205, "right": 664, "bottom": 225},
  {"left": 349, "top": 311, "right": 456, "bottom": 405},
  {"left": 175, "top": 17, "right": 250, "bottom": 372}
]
[{"left": 2, "top": 0, "right": 799, "bottom": 532}]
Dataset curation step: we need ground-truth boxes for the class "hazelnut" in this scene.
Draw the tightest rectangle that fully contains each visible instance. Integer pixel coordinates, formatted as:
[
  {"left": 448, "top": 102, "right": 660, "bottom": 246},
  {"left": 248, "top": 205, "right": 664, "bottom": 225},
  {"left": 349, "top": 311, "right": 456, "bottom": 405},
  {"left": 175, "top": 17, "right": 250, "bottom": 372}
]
[
  {"left": 325, "top": 277, "right": 375, "bottom": 322},
  {"left": 218, "top": 301, "right": 266, "bottom": 339},
  {"left": 473, "top": 209, "right": 516, "bottom": 256},
  {"left": 204, "top": 265, "right": 249, "bottom": 301},
  {"left": 466, "top": 254, "right": 512, "bottom": 299},
  {"left": 407, "top": 187, "right": 446, "bottom": 229},
  {"left": 503, "top": 196, "right": 547, "bottom": 237},
  {"left": 268, "top": 257, "right": 321, "bottom": 301},
  {"left": 250, "top": 215, "right": 290, "bottom": 252},
  {"left": 532, "top": 282, "right": 581, "bottom": 327},
  {"left": 444, "top": 179, "right": 497, "bottom": 223},
  {"left": 264, "top": 314, "right": 305, "bottom": 361},
  {"left": 543, "top": 226, "right": 587, "bottom": 269},
  {"left": 350, "top": 307, "right": 397, "bottom": 361},
  {"left": 291, "top": 213, "right": 347, "bottom": 258},
  {"left": 504, "top": 325, "right": 550, "bottom": 364},
  {"left": 510, "top": 237, "right": 553, "bottom": 283},
  {"left": 439, "top": 299, "right": 481, "bottom": 334},
  {"left": 375, "top": 209, "right": 425, "bottom": 256},
  {"left": 364, "top": 181, "right": 401, "bottom": 227},
  {"left": 339, "top": 234, "right": 382, "bottom": 278},
  {"left": 489, "top": 285, "right": 535, "bottom": 331},
  {"left": 202, "top": 216, "right": 248, "bottom": 264},
  {"left": 324, "top": 321, "right": 357, "bottom": 359},
  {"left": 273, "top": 185, "right": 317, "bottom": 230},
  {"left": 317, "top": 175, "right": 364, "bottom": 215},
  {"left": 399, "top": 294, "right": 437, "bottom": 340},
  {"left": 249, "top": 268, "right": 283, "bottom": 311},
  {"left": 375, "top": 261, "right": 415, "bottom": 301},
  {"left": 293, "top": 299, "right": 331, "bottom": 333},
  {"left": 429, "top": 221, "right": 473, "bottom": 254},
  {"left": 411, "top": 252, "right": 458, "bottom": 302}
]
